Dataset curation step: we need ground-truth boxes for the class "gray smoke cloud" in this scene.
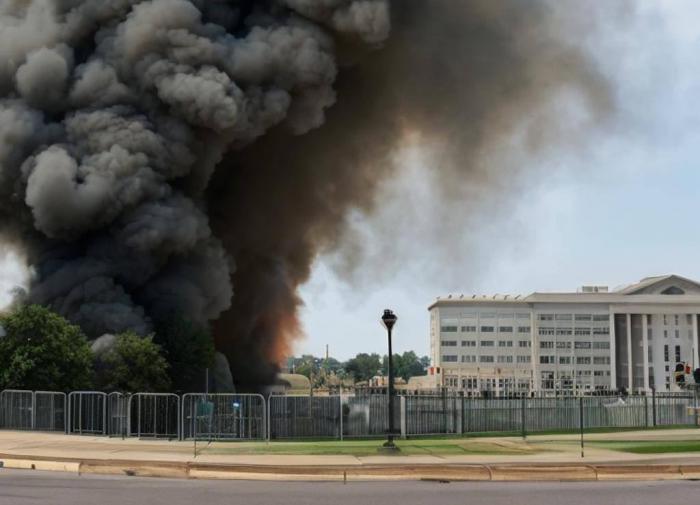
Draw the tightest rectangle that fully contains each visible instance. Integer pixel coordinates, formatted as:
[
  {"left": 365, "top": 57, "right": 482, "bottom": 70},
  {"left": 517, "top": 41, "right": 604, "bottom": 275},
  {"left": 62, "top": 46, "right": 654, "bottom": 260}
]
[{"left": 0, "top": 1, "right": 628, "bottom": 389}]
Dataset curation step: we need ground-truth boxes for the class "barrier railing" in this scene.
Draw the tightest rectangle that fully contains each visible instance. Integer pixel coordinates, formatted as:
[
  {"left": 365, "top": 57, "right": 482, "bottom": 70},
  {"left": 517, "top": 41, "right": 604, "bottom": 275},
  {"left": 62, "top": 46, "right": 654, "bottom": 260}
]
[
  {"left": 129, "top": 393, "right": 180, "bottom": 439},
  {"left": 68, "top": 391, "right": 107, "bottom": 435},
  {"left": 182, "top": 394, "right": 266, "bottom": 440},
  {"left": 0, "top": 390, "right": 696, "bottom": 440}
]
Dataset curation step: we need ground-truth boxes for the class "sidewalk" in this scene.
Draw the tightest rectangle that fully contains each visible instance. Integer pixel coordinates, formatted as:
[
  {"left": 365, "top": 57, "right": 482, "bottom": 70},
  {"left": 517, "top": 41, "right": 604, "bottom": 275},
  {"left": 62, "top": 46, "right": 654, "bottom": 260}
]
[{"left": 2, "top": 429, "right": 700, "bottom": 481}]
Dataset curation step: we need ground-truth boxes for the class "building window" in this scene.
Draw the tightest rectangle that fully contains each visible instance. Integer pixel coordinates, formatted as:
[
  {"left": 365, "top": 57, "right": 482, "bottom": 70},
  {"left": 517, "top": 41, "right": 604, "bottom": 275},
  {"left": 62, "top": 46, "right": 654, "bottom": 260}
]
[
  {"left": 540, "top": 341, "right": 554, "bottom": 349},
  {"left": 575, "top": 314, "right": 592, "bottom": 321},
  {"left": 592, "top": 327, "right": 610, "bottom": 335},
  {"left": 462, "top": 340, "right": 477, "bottom": 347},
  {"left": 576, "top": 357, "right": 591, "bottom": 365},
  {"left": 675, "top": 329, "right": 680, "bottom": 338},
  {"left": 516, "top": 313, "right": 530, "bottom": 320},
  {"left": 481, "top": 313, "right": 496, "bottom": 319},
  {"left": 574, "top": 341, "right": 592, "bottom": 349},
  {"left": 498, "top": 340, "right": 513, "bottom": 347},
  {"left": 664, "top": 330, "right": 668, "bottom": 338},
  {"left": 538, "top": 327, "right": 555, "bottom": 336},
  {"left": 441, "top": 326, "right": 458, "bottom": 332},
  {"left": 575, "top": 328, "right": 591, "bottom": 336},
  {"left": 442, "top": 355, "right": 458, "bottom": 362},
  {"left": 481, "top": 326, "right": 495, "bottom": 333},
  {"left": 559, "top": 356, "right": 571, "bottom": 365},
  {"left": 664, "top": 345, "right": 669, "bottom": 362},
  {"left": 648, "top": 347, "right": 653, "bottom": 362},
  {"left": 592, "top": 342, "right": 610, "bottom": 350},
  {"left": 555, "top": 314, "right": 573, "bottom": 321},
  {"left": 538, "top": 314, "right": 554, "bottom": 321},
  {"left": 499, "top": 326, "right": 513, "bottom": 333},
  {"left": 497, "top": 355, "right": 513, "bottom": 363},
  {"left": 675, "top": 345, "right": 681, "bottom": 363},
  {"left": 539, "top": 355, "right": 554, "bottom": 364},
  {"left": 557, "top": 341, "right": 572, "bottom": 350},
  {"left": 518, "top": 340, "right": 530, "bottom": 348},
  {"left": 593, "top": 357, "right": 610, "bottom": 365},
  {"left": 687, "top": 314, "right": 693, "bottom": 325},
  {"left": 461, "top": 325, "right": 477, "bottom": 332},
  {"left": 461, "top": 355, "right": 476, "bottom": 363},
  {"left": 517, "top": 355, "right": 531, "bottom": 363},
  {"left": 518, "top": 326, "right": 531, "bottom": 333},
  {"left": 556, "top": 328, "right": 573, "bottom": 336},
  {"left": 479, "top": 355, "right": 494, "bottom": 363},
  {"left": 664, "top": 315, "right": 668, "bottom": 325},
  {"left": 480, "top": 340, "right": 494, "bottom": 347},
  {"left": 441, "top": 340, "right": 457, "bottom": 347},
  {"left": 593, "top": 314, "right": 609, "bottom": 321},
  {"left": 675, "top": 315, "right": 679, "bottom": 325},
  {"left": 647, "top": 314, "right": 653, "bottom": 325}
]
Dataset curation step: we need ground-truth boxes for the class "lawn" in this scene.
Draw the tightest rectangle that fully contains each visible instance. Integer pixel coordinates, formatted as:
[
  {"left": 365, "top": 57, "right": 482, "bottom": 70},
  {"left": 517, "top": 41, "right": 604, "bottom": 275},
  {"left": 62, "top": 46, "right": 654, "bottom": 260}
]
[
  {"left": 590, "top": 440, "right": 700, "bottom": 454},
  {"left": 199, "top": 438, "right": 539, "bottom": 456}
]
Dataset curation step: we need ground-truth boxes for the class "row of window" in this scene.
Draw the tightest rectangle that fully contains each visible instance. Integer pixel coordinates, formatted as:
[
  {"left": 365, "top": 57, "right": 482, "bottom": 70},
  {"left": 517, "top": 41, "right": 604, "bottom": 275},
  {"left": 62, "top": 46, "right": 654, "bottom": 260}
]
[
  {"left": 539, "top": 341, "right": 610, "bottom": 350},
  {"left": 538, "top": 314, "right": 609, "bottom": 321},
  {"left": 539, "top": 356, "right": 610, "bottom": 365},
  {"left": 442, "top": 325, "right": 532, "bottom": 333},
  {"left": 538, "top": 327, "right": 610, "bottom": 336},
  {"left": 444, "top": 355, "right": 533, "bottom": 364}
]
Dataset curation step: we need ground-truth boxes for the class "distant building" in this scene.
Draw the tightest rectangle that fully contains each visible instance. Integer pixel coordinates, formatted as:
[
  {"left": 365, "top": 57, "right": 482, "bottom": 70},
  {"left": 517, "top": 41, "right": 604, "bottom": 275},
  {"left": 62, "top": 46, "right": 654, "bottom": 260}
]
[{"left": 429, "top": 275, "right": 700, "bottom": 396}]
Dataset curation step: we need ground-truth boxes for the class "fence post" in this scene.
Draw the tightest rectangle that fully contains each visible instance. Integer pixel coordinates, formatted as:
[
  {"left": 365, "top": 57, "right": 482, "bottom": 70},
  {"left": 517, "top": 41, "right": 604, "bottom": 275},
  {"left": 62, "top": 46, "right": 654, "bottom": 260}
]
[
  {"left": 31, "top": 391, "right": 36, "bottom": 431},
  {"left": 579, "top": 395, "right": 584, "bottom": 458},
  {"left": 400, "top": 396, "right": 407, "bottom": 439},
  {"left": 521, "top": 395, "right": 526, "bottom": 440},
  {"left": 652, "top": 388, "right": 657, "bottom": 427},
  {"left": 339, "top": 394, "right": 344, "bottom": 441},
  {"left": 644, "top": 394, "right": 649, "bottom": 429},
  {"left": 461, "top": 393, "right": 466, "bottom": 434}
]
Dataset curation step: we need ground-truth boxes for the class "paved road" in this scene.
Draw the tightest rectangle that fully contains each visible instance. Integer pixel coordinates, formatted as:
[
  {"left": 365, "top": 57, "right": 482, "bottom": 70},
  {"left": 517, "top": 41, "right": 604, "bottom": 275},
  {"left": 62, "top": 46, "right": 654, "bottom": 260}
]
[{"left": 0, "top": 470, "right": 698, "bottom": 505}]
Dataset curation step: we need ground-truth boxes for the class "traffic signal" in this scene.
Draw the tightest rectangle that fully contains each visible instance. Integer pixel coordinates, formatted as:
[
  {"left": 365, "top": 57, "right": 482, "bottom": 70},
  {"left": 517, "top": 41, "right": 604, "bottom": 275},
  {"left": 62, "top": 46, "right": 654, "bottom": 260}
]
[
  {"left": 694, "top": 368, "right": 700, "bottom": 384},
  {"left": 675, "top": 363, "right": 686, "bottom": 384}
]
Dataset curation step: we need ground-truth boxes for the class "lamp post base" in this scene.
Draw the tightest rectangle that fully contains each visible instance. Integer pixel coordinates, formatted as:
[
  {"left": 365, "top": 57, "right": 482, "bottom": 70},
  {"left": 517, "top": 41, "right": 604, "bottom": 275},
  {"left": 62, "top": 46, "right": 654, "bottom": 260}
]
[{"left": 378, "top": 437, "right": 401, "bottom": 453}]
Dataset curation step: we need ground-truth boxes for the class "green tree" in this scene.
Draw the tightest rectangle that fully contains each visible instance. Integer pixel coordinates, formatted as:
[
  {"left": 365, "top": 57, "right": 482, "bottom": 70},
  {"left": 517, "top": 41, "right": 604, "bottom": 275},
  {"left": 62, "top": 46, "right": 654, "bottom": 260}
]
[
  {"left": 94, "top": 331, "right": 170, "bottom": 392},
  {"left": 381, "top": 351, "right": 429, "bottom": 381},
  {"left": 345, "top": 353, "right": 382, "bottom": 382},
  {"left": 153, "top": 317, "right": 215, "bottom": 392},
  {"left": 0, "top": 304, "right": 93, "bottom": 391}
]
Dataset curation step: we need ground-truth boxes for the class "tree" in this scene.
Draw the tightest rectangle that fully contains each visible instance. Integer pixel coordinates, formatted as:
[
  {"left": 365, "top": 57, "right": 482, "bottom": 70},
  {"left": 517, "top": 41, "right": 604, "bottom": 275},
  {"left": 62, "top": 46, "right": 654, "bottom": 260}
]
[
  {"left": 345, "top": 353, "right": 382, "bottom": 382},
  {"left": 94, "top": 331, "right": 170, "bottom": 392},
  {"left": 0, "top": 305, "right": 93, "bottom": 391},
  {"left": 382, "top": 351, "right": 429, "bottom": 381},
  {"left": 153, "top": 317, "right": 215, "bottom": 392}
]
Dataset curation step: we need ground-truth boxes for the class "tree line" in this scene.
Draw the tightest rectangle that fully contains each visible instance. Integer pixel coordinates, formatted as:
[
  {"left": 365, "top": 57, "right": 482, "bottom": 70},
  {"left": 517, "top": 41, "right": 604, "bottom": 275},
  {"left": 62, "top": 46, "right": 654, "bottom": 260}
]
[
  {"left": 0, "top": 304, "right": 215, "bottom": 393},
  {"left": 288, "top": 351, "right": 430, "bottom": 385}
]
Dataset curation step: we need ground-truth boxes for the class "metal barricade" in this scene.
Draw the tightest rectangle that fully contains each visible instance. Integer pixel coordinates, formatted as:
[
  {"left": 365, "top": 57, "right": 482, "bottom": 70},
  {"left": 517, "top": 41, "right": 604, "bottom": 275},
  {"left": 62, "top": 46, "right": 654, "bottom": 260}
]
[
  {"left": 107, "top": 392, "right": 129, "bottom": 437},
  {"left": 68, "top": 391, "right": 107, "bottom": 435},
  {"left": 34, "top": 391, "right": 67, "bottom": 432},
  {"left": 405, "top": 395, "right": 460, "bottom": 436},
  {"left": 343, "top": 394, "right": 400, "bottom": 438},
  {"left": 269, "top": 395, "right": 341, "bottom": 439},
  {"left": 129, "top": 393, "right": 180, "bottom": 439},
  {"left": 0, "top": 390, "right": 34, "bottom": 430},
  {"left": 182, "top": 394, "right": 266, "bottom": 440}
]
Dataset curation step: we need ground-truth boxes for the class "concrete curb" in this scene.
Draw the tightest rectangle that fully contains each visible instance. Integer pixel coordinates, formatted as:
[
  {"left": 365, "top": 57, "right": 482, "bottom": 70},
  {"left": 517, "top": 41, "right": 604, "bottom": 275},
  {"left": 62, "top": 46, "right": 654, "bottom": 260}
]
[{"left": 1, "top": 454, "right": 700, "bottom": 482}]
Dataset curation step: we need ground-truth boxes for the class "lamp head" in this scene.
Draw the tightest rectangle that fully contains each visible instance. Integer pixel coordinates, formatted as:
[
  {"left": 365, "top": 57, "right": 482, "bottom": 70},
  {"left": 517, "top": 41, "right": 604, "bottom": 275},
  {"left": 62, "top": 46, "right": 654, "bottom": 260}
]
[{"left": 381, "top": 309, "right": 397, "bottom": 331}]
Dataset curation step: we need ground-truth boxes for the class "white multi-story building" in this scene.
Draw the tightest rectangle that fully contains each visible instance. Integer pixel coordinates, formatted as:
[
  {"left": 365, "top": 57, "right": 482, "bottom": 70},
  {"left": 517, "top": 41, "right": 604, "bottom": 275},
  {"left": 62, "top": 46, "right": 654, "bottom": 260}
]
[{"left": 428, "top": 275, "right": 700, "bottom": 396}]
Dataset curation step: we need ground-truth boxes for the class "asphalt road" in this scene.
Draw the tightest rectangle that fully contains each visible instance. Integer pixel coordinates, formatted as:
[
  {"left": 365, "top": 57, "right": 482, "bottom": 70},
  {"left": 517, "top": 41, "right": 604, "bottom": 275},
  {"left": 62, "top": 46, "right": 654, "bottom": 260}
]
[{"left": 0, "top": 470, "right": 698, "bottom": 505}]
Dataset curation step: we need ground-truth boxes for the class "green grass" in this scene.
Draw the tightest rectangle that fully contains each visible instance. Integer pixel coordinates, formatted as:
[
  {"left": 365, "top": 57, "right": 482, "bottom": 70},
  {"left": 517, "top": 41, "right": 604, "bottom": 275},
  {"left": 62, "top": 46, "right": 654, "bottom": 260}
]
[
  {"left": 590, "top": 440, "right": 700, "bottom": 454},
  {"left": 199, "top": 438, "right": 539, "bottom": 457}
]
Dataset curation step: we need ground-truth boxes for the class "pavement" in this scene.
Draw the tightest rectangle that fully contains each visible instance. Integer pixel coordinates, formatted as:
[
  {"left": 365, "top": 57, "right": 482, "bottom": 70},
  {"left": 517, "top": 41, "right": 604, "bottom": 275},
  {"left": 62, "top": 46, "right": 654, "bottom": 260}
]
[
  {"left": 2, "top": 429, "right": 700, "bottom": 481},
  {"left": 1, "top": 470, "right": 699, "bottom": 505}
]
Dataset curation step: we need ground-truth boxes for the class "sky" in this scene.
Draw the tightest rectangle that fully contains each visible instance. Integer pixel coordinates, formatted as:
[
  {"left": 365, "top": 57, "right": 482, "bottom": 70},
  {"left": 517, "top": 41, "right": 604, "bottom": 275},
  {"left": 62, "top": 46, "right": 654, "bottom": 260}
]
[{"left": 2, "top": 2, "right": 700, "bottom": 362}]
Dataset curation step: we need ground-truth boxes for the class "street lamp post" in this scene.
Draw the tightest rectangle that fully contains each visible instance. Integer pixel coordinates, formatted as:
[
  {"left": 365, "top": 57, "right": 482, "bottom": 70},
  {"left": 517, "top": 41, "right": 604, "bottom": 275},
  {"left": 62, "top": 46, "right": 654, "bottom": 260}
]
[{"left": 381, "top": 309, "right": 398, "bottom": 450}]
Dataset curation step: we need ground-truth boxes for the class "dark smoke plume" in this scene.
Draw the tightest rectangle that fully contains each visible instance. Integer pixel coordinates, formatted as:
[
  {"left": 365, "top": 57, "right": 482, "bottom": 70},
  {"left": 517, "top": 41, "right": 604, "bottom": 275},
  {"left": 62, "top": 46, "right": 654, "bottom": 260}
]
[{"left": 0, "top": 1, "right": 622, "bottom": 389}]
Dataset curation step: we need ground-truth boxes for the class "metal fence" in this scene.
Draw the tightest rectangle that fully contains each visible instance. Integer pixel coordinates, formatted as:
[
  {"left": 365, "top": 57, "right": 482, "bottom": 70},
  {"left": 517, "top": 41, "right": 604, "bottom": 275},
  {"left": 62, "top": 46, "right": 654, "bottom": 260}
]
[
  {"left": 182, "top": 394, "right": 266, "bottom": 440},
  {"left": 129, "top": 393, "right": 180, "bottom": 439},
  {"left": 68, "top": 391, "right": 106, "bottom": 435},
  {"left": 0, "top": 389, "right": 697, "bottom": 440}
]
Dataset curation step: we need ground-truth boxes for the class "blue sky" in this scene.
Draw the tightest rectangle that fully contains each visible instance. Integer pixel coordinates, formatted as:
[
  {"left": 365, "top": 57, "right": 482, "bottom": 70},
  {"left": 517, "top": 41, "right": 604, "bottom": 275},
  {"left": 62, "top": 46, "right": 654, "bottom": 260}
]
[{"left": 2, "top": 2, "right": 700, "bottom": 363}]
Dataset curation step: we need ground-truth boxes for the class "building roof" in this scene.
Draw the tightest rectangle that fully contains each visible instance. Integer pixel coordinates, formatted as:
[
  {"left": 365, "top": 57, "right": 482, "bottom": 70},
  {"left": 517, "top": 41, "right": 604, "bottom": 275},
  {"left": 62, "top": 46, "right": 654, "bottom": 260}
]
[{"left": 429, "top": 274, "right": 700, "bottom": 310}]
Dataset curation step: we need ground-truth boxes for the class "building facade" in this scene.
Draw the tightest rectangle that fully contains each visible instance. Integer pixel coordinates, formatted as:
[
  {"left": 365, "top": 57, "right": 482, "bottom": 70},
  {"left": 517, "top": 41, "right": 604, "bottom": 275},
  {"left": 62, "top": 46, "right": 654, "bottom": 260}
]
[{"left": 428, "top": 275, "right": 700, "bottom": 396}]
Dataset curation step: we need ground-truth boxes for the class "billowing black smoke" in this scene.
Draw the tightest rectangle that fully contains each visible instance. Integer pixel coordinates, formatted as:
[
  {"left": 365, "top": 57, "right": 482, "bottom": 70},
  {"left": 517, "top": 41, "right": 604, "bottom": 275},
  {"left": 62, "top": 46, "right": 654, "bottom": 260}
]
[{"left": 0, "top": 1, "right": 625, "bottom": 389}]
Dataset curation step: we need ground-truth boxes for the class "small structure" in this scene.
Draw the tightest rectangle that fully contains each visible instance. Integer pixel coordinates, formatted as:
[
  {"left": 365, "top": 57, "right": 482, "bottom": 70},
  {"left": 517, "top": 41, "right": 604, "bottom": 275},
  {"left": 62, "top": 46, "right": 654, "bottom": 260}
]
[{"left": 269, "top": 373, "right": 312, "bottom": 395}]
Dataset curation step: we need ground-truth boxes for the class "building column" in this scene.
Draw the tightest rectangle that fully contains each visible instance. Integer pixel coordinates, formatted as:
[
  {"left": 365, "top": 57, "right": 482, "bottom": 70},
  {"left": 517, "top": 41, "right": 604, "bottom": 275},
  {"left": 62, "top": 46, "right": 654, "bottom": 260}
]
[
  {"left": 609, "top": 312, "right": 616, "bottom": 390},
  {"left": 693, "top": 315, "right": 699, "bottom": 370},
  {"left": 626, "top": 313, "right": 633, "bottom": 391},
  {"left": 642, "top": 314, "right": 649, "bottom": 392}
]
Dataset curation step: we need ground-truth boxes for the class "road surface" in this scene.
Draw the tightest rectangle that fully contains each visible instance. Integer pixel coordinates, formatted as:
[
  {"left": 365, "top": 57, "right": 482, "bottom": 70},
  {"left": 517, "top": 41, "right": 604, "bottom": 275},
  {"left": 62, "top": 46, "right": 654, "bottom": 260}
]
[{"left": 0, "top": 469, "right": 697, "bottom": 504}]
